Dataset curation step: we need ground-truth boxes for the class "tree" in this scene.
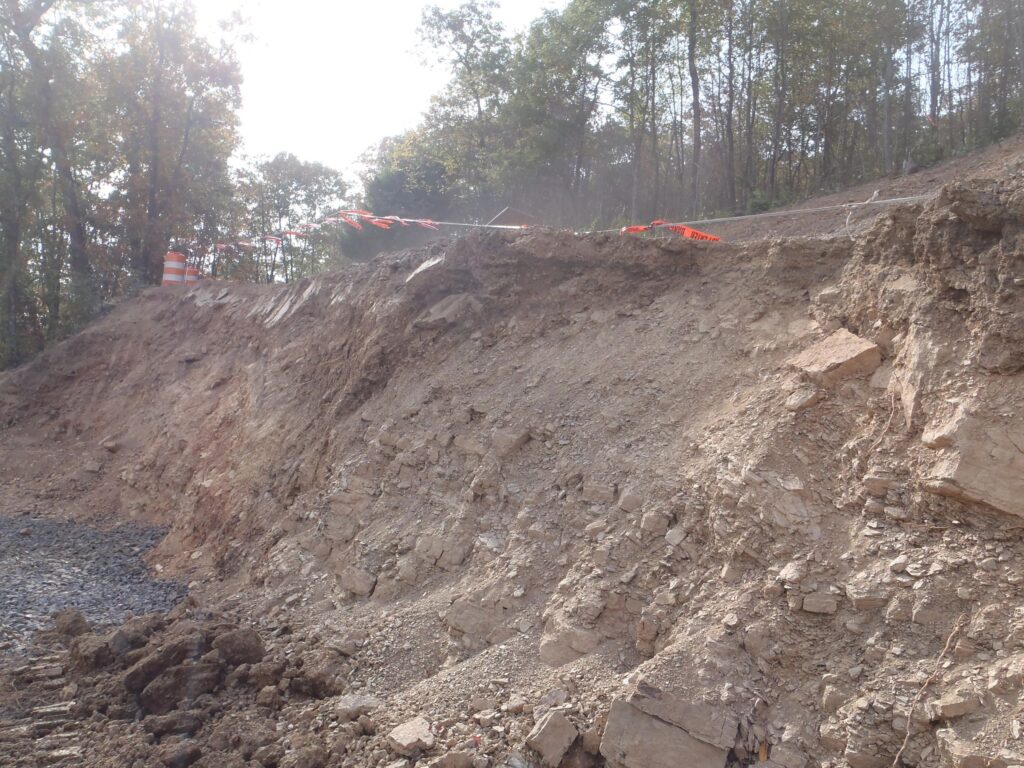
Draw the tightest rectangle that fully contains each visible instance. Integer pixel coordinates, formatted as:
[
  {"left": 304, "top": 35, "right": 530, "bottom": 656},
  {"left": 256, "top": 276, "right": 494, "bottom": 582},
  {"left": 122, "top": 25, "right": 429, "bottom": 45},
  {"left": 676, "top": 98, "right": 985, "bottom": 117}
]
[
  {"left": 98, "top": 1, "right": 242, "bottom": 285},
  {"left": 230, "top": 153, "right": 348, "bottom": 282},
  {"left": 4, "top": 0, "right": 1023, "bottom": 367},
  {"left": 0, "top": 0, "right": 244, "bottom": 365}
]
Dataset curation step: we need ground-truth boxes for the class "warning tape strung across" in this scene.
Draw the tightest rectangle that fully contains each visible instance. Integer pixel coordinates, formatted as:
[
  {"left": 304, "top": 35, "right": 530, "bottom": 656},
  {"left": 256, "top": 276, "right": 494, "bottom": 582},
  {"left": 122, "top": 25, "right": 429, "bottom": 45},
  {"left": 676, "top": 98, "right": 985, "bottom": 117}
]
[
  {"left": 620, "top": 220, "right": 721, "bottom": 241},
  {"left": 213, "top": 209, "right": 527, "bottom": 253},
  {"left": 195, "top": 192, "right": 934, "bottom": 268},
  {"left": 598, "top": 192, "right": 934, "bottom": 235}
]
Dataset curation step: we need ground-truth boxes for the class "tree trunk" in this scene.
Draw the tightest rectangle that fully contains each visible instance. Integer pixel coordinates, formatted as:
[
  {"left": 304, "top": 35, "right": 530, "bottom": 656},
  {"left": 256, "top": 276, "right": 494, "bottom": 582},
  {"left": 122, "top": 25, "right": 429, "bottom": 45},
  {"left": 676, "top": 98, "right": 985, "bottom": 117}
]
[
  {"left": 883, "top": 46, "right": 894, "bottom": 174},
  {"left": 688, "top": 0, "right": 702, "bottom": 216},
  {"left": 768, "top": 0, "right": 788, "bottom": 200},
  {"left": 725, "top": 0, "right": 736, "bottom": 212},
  {"left": 649, "top": 44, "right": 660, "bottom": 218},
  {"left": 143, "top": 12, "right": 167, "bottom": 284},
  {"left": 1018, "top": 0, "right": 1024, "bottom": 93},
  {"left": 0, "top": 73, "right": 23, "bottom": 367},
  {"left": 14, "top": 28, "right": 93, "bottom": 324},
  {"left": 0, "top": 219, "right": 19, "bottom": 368},
  {"left": 902, "top": 5, "right": 915, "bottom": 166},
  {"left": 928, "top": 0, "right": 945, "bottom": 124}
]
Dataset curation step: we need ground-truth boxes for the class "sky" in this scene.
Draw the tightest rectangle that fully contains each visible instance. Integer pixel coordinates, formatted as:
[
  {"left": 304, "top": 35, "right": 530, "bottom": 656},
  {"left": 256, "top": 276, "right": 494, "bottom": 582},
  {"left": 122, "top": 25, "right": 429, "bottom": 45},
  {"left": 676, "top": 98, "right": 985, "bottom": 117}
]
[{"left": 195, "top": 0, "right": 563, "bottom": 178}]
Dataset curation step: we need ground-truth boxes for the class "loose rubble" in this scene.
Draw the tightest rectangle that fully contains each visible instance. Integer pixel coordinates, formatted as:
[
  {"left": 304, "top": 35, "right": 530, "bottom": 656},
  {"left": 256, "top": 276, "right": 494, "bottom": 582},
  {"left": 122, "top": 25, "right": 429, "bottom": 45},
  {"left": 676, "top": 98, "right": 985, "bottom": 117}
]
[
  {"left": 2, "top": 155, "right": 1024, "bottom": 767},
  {"left": 0, "top": 515, "right": 183, "bottom": 654}
]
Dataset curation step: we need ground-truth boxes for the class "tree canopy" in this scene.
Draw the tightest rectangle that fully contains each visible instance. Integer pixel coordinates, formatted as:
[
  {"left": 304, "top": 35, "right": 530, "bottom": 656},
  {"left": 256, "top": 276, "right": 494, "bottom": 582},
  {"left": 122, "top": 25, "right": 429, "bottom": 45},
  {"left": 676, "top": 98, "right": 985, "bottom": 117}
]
[
  {"left": 1, "top": 0, "right": 1022, "bottom": 368},
  {"left": 365, "top": 0, "right": 1024, "bottom": 228}
]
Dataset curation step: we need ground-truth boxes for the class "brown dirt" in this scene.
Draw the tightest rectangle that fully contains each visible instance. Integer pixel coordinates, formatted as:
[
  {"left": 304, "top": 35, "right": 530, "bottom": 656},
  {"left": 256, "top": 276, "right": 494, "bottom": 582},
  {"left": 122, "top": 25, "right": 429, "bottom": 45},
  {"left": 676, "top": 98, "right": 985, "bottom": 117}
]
[{"left": 0, "top": 143, "right": 1023, "bottom": 768}]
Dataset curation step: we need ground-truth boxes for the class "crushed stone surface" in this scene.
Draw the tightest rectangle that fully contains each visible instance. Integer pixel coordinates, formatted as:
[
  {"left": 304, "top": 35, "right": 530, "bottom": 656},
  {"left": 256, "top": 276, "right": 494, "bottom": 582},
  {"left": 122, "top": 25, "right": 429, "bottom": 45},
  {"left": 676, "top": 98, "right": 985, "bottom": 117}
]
[{"left": 0, "top": 515, "right": 183, "bottom": 654}]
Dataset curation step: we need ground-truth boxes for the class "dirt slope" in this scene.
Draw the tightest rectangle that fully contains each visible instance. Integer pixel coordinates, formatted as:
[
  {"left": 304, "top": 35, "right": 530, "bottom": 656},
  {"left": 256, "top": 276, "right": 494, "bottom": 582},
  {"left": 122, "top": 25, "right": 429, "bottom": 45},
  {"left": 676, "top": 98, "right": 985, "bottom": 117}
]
[
  {"left": 707, "top": 134, "right": 1024, "bottom": 241},
  {"left": 1, "top": 154, "right": 1023, "bottom": 768}
]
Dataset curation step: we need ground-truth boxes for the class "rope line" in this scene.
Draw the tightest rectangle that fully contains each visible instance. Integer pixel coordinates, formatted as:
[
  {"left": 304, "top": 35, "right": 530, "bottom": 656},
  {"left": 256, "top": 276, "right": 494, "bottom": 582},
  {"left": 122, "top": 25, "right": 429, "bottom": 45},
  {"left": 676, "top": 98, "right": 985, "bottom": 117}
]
[
  {"left": 192, "top": 191, "right": 934, "bottom": 271},
  {"left": 591, "top": 192, "right": 933, "bottom": 235},
  {"left": 389, "top": 218, "right": 526, "bottom": 231}
]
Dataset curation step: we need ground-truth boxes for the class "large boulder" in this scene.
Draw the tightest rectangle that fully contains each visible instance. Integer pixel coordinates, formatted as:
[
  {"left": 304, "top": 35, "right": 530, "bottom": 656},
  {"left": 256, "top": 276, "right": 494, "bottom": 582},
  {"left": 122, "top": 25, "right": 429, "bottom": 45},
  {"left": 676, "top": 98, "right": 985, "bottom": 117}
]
[
  {"left": 600, "top": 681, "right": 737, "bottom": 768},
  {"left": 922, "top": 412, "right": 1024, "bottom": 518},
  {"left": 140, "top": 661, "right": 222, "bottom": 714},
  {"left": 336, "top": 566, "right": 377, "bottom": 597},
  {"left": 526, "top": 710, "right": 578, "bottom": 767},
  {"left": 124, "top": 632, "right": 208, "bottom": 694},
  {"left": 787, "top": 329, "right": 882, "bottom": 387},
  {"left": 412, "top": 293, "right": 482, "bottom": 330},
  {"left": 69, "top": 635, "right": 112, "bottom": 673},
  {"left": 388, "top": 716, "right": 435, "bottom": 756},
  {"left": 601, "top": 700, "right": 728, "bottom": 768},
  {"left": 336, "top": 694, "right": 382, "bottom": 722},
  {"left": 142, "top": 712, "right": 204, "bottom": 737},
  {"left": 291, "top": 649, "right": 348, "bottom": 698},
  {"left": 444, "top": 598, "right": 513, "bottom": 648},
  {"left": 158, "top": 742, "right": 202, "bottom": 768},
  {"left": 52, "top": 608, "right": 90, "bottom": 637},
  {"left": 212, "top": 627, "right": 266, "bottom": 665}
]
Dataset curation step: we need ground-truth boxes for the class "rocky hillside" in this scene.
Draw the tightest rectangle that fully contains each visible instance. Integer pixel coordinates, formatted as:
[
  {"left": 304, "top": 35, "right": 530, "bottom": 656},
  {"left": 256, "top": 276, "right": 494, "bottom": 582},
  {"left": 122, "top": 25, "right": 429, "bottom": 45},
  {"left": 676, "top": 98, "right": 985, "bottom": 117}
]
[{"left": 1, "top": 158, "right": 1023, "bottom": 768}]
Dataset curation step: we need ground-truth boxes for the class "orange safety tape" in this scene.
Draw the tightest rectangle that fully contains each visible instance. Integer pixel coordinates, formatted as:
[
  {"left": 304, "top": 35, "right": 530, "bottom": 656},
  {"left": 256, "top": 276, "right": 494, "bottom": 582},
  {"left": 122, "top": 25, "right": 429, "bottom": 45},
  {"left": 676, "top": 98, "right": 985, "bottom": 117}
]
[
  {"left": 664, "top": 224, "right": 721, "bottom": 241},
  {"left": 620, "top": 220, "right": 721, "bottom": 241}
]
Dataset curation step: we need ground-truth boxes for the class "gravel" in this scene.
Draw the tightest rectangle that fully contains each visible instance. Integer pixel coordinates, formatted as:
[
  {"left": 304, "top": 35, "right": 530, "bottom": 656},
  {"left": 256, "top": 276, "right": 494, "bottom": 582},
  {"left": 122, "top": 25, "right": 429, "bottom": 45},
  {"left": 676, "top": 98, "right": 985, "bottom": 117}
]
[{"left": 0, "top": 514, "right": 184, "bottom": 654}]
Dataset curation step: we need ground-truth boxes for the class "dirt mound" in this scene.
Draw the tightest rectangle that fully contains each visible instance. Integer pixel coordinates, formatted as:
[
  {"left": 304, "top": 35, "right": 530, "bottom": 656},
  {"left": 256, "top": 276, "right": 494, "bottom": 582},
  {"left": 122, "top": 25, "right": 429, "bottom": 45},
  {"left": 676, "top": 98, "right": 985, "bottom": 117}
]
[{"left": 1, "top": 157, "right": 1023, "bottom": 767}]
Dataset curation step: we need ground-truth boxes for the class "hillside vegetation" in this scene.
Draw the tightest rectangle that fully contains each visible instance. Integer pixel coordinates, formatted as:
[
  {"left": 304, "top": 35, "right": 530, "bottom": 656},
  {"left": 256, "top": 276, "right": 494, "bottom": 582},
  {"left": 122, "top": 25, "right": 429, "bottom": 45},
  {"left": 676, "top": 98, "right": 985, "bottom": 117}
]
[{"left": 3, "top": 0, "right": 1023, "bottom": 366}]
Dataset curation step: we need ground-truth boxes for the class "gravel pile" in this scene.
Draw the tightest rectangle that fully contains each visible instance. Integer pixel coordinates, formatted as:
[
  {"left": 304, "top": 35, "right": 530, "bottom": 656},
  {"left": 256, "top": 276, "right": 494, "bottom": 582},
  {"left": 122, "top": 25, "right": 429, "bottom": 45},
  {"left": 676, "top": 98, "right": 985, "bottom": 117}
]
[{"left": 0, "top": 515, "right": 183, "bottom": 654}]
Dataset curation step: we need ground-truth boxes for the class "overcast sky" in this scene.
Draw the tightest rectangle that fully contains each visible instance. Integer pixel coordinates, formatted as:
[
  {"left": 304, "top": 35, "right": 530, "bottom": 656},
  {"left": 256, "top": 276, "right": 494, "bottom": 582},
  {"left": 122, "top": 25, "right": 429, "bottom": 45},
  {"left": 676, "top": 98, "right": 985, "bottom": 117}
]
[{"left": 195, "top": 0, "right": 562, "bottom": 178}]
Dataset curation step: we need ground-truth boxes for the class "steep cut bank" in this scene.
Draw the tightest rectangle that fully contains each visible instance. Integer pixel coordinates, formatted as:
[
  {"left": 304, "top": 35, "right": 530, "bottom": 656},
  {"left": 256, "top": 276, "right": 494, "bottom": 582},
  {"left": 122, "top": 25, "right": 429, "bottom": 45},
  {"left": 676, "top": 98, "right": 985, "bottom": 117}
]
[{"left": 1, "top": 160, "right": 1023, "bottom": 768}]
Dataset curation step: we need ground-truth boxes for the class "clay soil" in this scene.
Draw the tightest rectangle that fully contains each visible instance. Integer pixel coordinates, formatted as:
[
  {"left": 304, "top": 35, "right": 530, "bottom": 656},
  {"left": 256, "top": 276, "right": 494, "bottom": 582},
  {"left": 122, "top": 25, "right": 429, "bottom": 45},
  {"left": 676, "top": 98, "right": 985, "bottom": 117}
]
[{"left": 1, "top": 140, "right": 1023, "bottom": 768}]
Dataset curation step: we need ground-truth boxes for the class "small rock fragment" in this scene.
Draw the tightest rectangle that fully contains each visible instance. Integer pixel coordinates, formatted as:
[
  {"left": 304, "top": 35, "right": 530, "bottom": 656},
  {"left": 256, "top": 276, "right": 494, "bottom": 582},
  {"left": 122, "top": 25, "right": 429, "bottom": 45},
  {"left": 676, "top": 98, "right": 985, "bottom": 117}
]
[
  {"left": 801, "top": 593, "right": 838, "bottom": 614},
  {"left": 388, "top": 716, "right": 435, "bottom": 756}
]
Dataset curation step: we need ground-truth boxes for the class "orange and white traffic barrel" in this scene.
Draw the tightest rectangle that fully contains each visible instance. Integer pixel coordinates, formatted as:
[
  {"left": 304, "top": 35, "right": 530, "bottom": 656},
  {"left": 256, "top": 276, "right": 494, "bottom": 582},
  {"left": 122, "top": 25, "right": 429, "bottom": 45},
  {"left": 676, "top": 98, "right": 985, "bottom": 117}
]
[
  {"left": 184, "top": 266, "right": 201, "bottom": 287},
  {"left": 161, "top": 252, "right": 187, "bottom": 286}
]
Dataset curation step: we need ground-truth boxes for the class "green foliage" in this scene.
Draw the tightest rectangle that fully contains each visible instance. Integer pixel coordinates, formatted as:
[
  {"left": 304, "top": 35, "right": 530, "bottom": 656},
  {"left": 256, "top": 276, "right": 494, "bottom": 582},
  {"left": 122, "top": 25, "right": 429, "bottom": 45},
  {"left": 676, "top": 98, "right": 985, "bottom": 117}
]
[
  {"left": 359, "top": 0, "right": 1023, "bottom": 238},
  {"left": 0, "top": 1, "right": 353, "bottom": 366},
  {"left": 1, "top": 0, "right": 1022, "bottom": 367},
  {"left": 227, "top": 153, "right": 348, "bottom": 282}
]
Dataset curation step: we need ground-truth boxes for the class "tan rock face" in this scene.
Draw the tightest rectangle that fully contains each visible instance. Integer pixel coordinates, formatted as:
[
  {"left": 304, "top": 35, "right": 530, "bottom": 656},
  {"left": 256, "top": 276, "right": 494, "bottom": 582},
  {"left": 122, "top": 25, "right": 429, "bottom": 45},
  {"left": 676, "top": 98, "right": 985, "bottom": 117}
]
[
  {"left": 600, "top": 699, "right": 729, "bottom": 768},
  {"left": 922, "top": 413, "right": 1024, "bottom": 518},
  {"left": 526, "top": 710, "right": 578, "bottom": 767},
  {"left": 787, "top": 329, "right": 882, "bottom": 386}
]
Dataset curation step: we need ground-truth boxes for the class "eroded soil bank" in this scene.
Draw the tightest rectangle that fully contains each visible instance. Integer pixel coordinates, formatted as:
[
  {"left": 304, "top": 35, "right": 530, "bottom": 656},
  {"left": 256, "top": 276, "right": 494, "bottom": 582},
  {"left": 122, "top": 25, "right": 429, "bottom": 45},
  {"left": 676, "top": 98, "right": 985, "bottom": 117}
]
[{"left": 0, "top": 148, "right": 1023, "bottom": 767}]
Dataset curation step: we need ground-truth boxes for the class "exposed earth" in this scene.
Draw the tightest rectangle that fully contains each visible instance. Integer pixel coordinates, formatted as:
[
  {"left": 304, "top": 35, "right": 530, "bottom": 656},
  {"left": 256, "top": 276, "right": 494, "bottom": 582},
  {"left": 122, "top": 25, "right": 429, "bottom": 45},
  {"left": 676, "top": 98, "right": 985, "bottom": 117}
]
[{"left": 1, "top": 138, "right": 1023, "bottom": 768}]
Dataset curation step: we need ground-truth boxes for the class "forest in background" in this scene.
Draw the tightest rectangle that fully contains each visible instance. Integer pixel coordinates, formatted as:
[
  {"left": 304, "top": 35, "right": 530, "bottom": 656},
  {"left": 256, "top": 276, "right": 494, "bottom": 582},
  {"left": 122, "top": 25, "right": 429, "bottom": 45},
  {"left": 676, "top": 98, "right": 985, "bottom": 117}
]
[{"left": 2, "top": 0, "right": 1023, "bottom": 368}]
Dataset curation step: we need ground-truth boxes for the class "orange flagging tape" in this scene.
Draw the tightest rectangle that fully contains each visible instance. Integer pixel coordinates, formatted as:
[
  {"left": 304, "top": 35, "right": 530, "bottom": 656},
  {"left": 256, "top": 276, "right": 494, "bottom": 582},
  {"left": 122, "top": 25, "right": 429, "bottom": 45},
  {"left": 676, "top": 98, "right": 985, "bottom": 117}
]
[
  {"left": 620, "top": 220, "right": 721, "bottom": 241},
  {"left": 665, "top": 224, "right": 720, "bottom": 241}
]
